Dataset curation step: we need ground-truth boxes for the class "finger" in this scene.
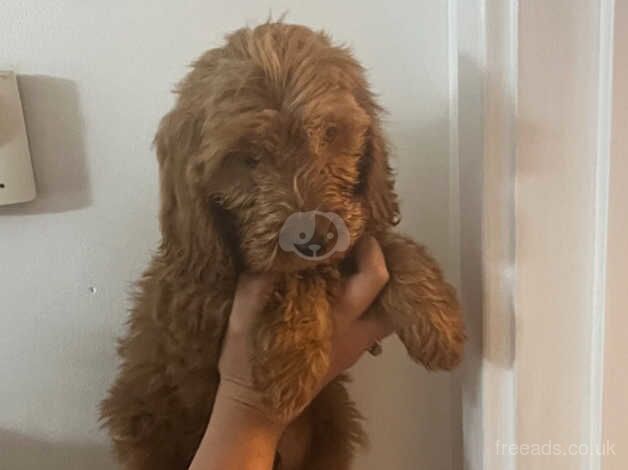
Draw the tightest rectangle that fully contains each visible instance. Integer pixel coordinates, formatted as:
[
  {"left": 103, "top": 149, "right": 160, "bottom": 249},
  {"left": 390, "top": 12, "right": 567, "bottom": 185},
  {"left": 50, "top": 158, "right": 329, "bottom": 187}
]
[
  {"left": 228, "top": 273, "right": 275, "bottom": 334},
  {"left": 354, "top": 236, "right": 387, "bottom": 275},
  {"left": 354, "top": 313, "right": 395, "bottom": 347},
  {"left": 335, "top": 237, "right": 389, "bottom": 326},
  {"left": 326, "top": 314, "right": 395, "bottom": 381}
]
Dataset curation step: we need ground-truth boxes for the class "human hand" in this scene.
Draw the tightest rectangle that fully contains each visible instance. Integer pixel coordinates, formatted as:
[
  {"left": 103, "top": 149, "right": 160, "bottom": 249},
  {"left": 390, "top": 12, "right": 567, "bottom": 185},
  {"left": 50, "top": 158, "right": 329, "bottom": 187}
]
[{"left": 216, "top": 236, "right": 393, "bottom": 429}]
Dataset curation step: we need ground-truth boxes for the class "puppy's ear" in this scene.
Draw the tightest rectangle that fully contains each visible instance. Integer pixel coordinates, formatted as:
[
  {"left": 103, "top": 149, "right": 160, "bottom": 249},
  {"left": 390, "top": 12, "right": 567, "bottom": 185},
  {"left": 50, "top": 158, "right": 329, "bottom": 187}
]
[
  {"left": 154, "top": 107, "right": 236, "bottom": 279},
  {"left": 154, "top": 106, "right": 204, "bottom": 247},
  {"left": 358, "top": 122, "right": 400, "bottom": 233}
]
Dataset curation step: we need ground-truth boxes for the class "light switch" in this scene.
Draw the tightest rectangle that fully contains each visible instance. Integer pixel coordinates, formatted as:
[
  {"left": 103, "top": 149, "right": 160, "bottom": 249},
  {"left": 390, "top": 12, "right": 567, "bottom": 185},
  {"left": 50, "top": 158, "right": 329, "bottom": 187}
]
[{"left": 0, "top": 71, "right": 36, "bottom": 205}]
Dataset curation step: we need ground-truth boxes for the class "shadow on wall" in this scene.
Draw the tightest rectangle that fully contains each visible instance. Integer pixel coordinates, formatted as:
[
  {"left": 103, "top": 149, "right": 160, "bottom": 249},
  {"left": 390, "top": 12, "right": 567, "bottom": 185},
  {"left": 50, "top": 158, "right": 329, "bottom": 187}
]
[
  {"left": 0, "top": 93, "right": 18, "bottom": 147},
  {"left": 0, "top": 75, "right": 91, "bottom": 215},
  {"left": 0, "top": 429, "right": 115, "bottom": 470}
]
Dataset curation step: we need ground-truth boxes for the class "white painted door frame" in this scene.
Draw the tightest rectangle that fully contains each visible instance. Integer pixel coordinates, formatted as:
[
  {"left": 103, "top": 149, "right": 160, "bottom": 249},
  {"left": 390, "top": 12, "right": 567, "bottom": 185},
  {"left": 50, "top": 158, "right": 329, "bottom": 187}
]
[
  {"left": 601, "top": 3, "right": 628, "bottom": 470},
  {"left": 456, "top": 1, "right": 618, "bottom": 469}
]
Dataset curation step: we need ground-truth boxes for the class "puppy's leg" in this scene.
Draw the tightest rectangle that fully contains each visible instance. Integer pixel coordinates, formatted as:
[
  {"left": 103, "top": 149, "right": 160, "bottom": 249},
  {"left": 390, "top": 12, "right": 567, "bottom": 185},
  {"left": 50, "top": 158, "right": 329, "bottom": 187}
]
[
  {"left": 252, "top": 275, "right": 333, "bottom": 421},
  {"left": 100, "top": 365, "right": 211, "bottom": 470},
  {"left": 373, "top": 232, "right": 465, "bottom": 370},
  {"left": 299, "top": 375, "right": 366, "bottom": 470}
]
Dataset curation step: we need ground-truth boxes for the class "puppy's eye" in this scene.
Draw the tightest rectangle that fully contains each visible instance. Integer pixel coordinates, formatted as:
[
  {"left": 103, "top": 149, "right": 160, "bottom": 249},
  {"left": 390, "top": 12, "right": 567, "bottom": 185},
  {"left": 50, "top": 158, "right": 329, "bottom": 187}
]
[
  {"left": 324, "top": 126, "right": 338, "bottom": 143},
  {"left": 243, "top": 155, "right": 261, "bottom": 169}
]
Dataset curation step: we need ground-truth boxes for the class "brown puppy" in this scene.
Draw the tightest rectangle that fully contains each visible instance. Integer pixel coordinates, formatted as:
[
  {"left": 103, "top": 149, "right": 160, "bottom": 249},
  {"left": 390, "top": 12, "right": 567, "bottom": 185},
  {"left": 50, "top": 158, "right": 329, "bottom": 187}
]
[{"left": 100, "top": 22, "right": 465, "bottom": 470}]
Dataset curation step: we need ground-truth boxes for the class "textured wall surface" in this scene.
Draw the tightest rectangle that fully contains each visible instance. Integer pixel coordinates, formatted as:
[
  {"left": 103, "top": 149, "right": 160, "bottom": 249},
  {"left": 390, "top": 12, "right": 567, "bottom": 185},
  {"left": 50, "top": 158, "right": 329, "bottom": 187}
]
[{"left": 0, "top": 2, "right": 458, "bottom": 469}]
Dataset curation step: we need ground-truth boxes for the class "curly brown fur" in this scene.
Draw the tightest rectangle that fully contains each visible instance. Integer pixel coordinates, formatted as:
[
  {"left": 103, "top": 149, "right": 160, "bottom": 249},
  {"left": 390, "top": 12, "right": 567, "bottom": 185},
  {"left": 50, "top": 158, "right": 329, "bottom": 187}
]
[{"left": 100, "top": 22, "right": 465, "bottom": 470}]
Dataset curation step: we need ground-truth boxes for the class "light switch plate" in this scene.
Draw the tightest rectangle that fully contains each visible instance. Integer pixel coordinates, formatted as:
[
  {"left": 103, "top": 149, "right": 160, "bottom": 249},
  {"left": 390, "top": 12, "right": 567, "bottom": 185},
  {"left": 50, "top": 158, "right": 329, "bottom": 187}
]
[{"left": 0, "top": 71, "right": 36, "bottom": 205}]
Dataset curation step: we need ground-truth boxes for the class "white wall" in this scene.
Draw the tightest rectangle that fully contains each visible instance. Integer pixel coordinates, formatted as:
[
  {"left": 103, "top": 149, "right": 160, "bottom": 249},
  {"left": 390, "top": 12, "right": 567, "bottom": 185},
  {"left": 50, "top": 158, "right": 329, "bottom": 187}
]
[{"left": 0, "top": 2, "right": 459, "bottom": 469}]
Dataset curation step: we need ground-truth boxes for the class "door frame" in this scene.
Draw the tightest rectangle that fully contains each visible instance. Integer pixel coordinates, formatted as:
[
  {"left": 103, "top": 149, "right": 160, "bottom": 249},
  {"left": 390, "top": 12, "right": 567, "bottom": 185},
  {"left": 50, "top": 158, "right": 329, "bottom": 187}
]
[{"left": 456, "top": 1, "right": 616, "bottom": 469}]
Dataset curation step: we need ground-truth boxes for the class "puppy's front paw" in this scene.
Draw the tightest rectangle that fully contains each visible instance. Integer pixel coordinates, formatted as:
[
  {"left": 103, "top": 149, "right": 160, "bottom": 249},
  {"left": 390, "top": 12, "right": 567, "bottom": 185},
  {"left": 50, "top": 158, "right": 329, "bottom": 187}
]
[
  {"left": 375, "top": 233, "right": 466, "bottom": 371},
  {"left": 396, "top": 293, "right": 465, "bottom": 370},
  {"left": 252, "top": 277, "right": 333, "bottom": 421},
  {"left": 252, "top": 329, "right": 330, "bottom": 421}
]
